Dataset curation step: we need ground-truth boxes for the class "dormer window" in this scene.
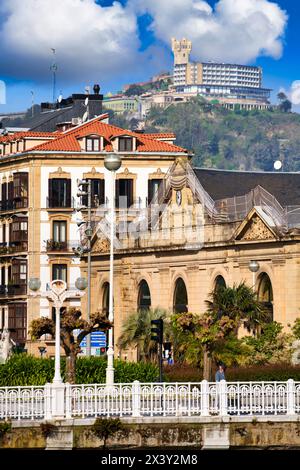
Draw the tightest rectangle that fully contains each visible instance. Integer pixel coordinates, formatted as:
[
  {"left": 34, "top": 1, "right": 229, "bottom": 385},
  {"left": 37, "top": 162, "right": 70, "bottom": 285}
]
[
  {"left": 86, "top": 137, "right": 100, "bottom": 152},
  {"left": 119, "top": 137, "right": 133, "bottom": 152}
]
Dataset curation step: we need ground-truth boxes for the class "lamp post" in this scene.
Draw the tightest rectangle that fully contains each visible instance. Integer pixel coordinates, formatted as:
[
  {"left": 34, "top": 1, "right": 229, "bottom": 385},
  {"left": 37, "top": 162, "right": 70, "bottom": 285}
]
[
  {"left": 104, "top": 153, "right": 122, "bottom": 385},
  {"left": 29, "top": 277, "right": 87, "bottom": 384},
  {"left": 77, "top": 179, "right": 92, "bottom": 357},
  {"left": 248, "top": 260, "right": 260, "bottom": 290}
]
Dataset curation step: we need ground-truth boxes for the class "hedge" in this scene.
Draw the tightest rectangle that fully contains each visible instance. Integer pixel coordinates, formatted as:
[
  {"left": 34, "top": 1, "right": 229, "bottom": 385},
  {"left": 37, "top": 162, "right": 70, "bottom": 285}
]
[
  {"left": 0, "top": 355, "right": 158, "bottom": 386},
  {"left": 164, "top": 363, "right": 300, "bottom": 382},
  {"left": 2, "top": 355, "right": 300, "bottom": 386}
]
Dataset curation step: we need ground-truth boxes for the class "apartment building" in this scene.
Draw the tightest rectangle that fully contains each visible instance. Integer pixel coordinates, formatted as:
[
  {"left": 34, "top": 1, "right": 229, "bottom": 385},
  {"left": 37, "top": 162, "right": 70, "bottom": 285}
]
[{"left": 0, "top": 114, "right": 188, "bottom": 355}]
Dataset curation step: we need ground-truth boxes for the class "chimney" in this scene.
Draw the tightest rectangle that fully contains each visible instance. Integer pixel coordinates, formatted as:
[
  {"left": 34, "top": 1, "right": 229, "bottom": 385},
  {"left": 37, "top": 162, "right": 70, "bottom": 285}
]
[{"left": 93, "top": 84, "right": 100, "bottom": 95}]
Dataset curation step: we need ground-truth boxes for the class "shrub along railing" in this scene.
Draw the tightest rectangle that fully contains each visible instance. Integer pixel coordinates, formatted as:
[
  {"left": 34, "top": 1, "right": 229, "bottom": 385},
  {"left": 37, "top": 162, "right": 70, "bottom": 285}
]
[{"left": 1, "top": 380, "right": 300, "bottom": 420}]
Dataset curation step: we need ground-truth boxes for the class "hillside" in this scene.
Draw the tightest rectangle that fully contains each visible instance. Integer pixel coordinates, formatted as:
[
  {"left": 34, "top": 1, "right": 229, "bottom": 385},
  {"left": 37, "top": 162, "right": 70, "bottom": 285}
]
[{"left": 138, "top": 97, "right": 300, "bottom": 172}]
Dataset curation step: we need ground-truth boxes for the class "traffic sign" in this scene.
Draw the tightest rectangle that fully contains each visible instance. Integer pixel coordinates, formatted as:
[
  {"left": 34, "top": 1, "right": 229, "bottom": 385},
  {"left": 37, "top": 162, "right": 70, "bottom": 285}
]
[{"left": 80, "top": 331, "right": 106, "bottom": 348}]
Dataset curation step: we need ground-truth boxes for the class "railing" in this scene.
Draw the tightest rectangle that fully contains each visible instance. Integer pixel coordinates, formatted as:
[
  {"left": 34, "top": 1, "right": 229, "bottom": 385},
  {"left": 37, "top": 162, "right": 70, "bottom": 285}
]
[
  {"left": 46, "top": 196, "right": 75, "bottom": 209},
  {"left": 1, "top": 380, "right": 300, "bottom": 421},
  {"left": 0, "top": 284, "right": 27, "bottom": 296},
  {"left": 0, "top": 243, "right": 28, "bottom": 255},
  {"left": 0, "top": 386, "right": 45, "bottom": 420},
  {"left": 0, "top": 198, "right": 28, "bottom": 212},
  {"left": 45, "top": 240, "right": 80, "bottom": 253}
]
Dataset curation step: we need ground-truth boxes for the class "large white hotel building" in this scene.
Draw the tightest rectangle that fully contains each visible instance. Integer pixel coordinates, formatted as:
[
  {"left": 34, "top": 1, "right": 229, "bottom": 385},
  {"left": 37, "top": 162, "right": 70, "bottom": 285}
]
[{"left": 172, "top": 38, "right": 271, "bottom": 108}]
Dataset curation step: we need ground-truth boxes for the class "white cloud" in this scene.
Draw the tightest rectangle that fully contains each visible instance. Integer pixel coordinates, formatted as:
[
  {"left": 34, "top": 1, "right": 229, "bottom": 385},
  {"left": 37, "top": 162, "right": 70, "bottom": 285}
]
[
  {"left": 0, "top": 0, "right": 289, "bottom": 89},
  {"left": 131, "top": 0, "right": 288, "bottom": 63},
  {"left": 290, "top": 81, "right": 300, "bottom": 106},
  {"left": 0, "top": 0, "right": 140, "bottom": 82}
]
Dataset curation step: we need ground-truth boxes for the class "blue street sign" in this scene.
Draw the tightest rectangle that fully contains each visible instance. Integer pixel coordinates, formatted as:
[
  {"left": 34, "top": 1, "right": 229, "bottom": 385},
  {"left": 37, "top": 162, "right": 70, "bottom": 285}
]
[{"left": 80, "top": 331, "right": 106, "bottom": 348}]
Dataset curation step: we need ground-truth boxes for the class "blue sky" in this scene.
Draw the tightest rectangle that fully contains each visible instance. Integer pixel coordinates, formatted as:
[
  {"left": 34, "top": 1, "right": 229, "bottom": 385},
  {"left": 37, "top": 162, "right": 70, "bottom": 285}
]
[{"left": 0, "top": 0, "right": 299, "bottom": 113}]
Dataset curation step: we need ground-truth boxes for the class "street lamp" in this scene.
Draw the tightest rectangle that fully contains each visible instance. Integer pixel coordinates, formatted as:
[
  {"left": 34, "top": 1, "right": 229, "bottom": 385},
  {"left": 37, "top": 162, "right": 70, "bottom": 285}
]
[
  {"left": 77, "top": 179, "right": 92, "bottom": 357},
  {"left": 29, "top": 277, "right": 87, "bottom": 384},
  {"left": 248, "top": 260, "right": 260, "bottom": 290},
  {"left": 104, "top": 152, "right": 122, "bottom": 385}
]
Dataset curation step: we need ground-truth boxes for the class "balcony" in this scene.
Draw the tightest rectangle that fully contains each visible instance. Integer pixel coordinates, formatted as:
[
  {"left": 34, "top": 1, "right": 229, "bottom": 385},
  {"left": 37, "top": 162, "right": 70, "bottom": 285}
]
[
  {"left": 46, "top": 196, "right": 75, "bottom": 210},
  {"left": 45, "top": 239, "right": 78, "bottom": 253},
  {"left": 0, "top": 198, "right": 28, "bottom": 213},
  {"left": 0, "top": 242, "right": 28, "bottom": 256},
  {"left": 0, "top": 284, "right": 27, "bottom": 297}
]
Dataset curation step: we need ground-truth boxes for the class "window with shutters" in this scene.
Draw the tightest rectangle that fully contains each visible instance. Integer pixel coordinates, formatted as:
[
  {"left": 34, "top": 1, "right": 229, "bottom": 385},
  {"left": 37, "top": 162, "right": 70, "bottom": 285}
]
[
  {"left": 86, "top": 137, "right": 101, "bottom": 152},
  {"left": 1, "top": 182, "right": 7, "bottom": 211},
  {"left": 8, "top": 303, "right": 27, "bottom": 345},
  {"left": 53, "top": 221, "right": 67, "bottom": 242},
  {"left": 82, "top": 178, "right": 105, "bottom": 207},
  {"left": 10, "top": 260, "right": 27, "bottom": 295},
  {"left": 148, "top": 179, "right": 163, "bottom": 204},
  {"left": 116, "top": 178, "right": 133, "bottom": 208},
  {"left": 13, "top": 172, "right": 28, "bottom": 208},
  {"left": 7, "top": 181, "right": 13, "bottom": 210},
  {"left": 10, "top": 217, "right": 28, "bottom": 243},
  {"left": 118, "top": 137, "right": 133, "bottom": 152},
  {"left": 52, "top": 264, "right": 67, "bottom": 282},
  {"left": 48, "top": 178, "right": 71, "bottom": 208}
]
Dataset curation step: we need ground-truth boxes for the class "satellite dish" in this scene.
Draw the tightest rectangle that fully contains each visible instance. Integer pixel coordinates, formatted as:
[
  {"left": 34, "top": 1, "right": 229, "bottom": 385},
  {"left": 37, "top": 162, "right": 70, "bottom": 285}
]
[
  {"left": 58, "top": 94, "right": 63, "bottom": 103},
  {"left": 84, "top": 97, "right": 89, "bottom": 107},
  {"left": 274, "top": 160, "right": 282, "bottom": 170},
  {"left": 82, "top": 111, "right": 88, "bottom": 122}
]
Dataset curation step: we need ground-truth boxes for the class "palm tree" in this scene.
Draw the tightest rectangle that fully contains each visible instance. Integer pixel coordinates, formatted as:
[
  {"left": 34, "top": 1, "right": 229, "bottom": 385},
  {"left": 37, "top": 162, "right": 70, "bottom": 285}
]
[
  {"left": 206, "top": 282, "right": 268, "bottom": 332},
  {"left": 117, "top": 308, "right": 171, "bottom": 361},
  {"left": 202, "top": 282, "right": 268, "bottom": 380}
]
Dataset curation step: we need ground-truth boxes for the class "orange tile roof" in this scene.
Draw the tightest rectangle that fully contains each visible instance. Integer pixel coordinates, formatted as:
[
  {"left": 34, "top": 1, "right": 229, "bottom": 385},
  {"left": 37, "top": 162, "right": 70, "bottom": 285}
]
[
  {"left": 0, "top": 131, "right": 54, "bottom": 143},
  {"left": 143, "top": 133, "right": 176, "bottom": 139},
  {"left": 29, "top": 115, "right": 187, "bottom": 154}
]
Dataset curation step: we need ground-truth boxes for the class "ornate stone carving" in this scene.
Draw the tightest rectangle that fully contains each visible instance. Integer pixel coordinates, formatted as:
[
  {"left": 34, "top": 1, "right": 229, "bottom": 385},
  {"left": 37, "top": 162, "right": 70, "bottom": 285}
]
[
  {"left": 92, "top": 237, "right": 110, "bottom": 253},
  {"left": 239, "top": 214, "right": 274, "bottom": 241}
]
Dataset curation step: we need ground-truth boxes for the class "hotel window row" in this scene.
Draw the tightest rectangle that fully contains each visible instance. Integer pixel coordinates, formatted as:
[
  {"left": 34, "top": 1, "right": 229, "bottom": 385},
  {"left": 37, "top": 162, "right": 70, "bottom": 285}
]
[{"left": 47, "top": 177, "right": 164, "bottom": 209}]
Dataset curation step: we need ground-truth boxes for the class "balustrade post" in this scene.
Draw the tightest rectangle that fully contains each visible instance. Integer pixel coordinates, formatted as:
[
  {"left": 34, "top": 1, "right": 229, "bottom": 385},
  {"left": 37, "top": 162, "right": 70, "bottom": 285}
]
[
  {"left": 219, "top": 380, "right": 228, "bottom": 416},
  {"left": 132, "top": 381, "right": 141, "bottom": 417},
  {"left": 44, "top": 383, "right": 52, "bottom": 420},
  {"left": 65, "top": 383, "right": 71, "bottom": 419},
  {"left": 287, "top": 379, "right": 296, "bottom": 415},
  {"left": 201, "top": 380, "right": 210, "bottom": 417},
  {"left": 50, "top": 382, "right": 66, "bottom": 419}
]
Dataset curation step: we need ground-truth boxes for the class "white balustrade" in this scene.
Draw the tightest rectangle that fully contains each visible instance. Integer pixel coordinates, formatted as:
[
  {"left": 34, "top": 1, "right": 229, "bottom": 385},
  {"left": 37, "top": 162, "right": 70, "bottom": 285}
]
[{"left": 0, "top": 380, "right": 300, "bottom": 420}]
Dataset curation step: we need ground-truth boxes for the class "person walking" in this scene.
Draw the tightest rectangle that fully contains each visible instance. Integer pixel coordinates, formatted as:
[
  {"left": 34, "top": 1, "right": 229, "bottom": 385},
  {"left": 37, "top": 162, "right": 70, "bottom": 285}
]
[{"left": 215, "top": 362, "right": 226, "bottom": 382}]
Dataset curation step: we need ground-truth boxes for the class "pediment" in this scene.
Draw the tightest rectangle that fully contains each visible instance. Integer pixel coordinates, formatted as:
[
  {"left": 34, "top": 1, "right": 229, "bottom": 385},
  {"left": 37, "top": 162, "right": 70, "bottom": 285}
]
[
  {"left": 234, "top": 207, "right": 278, "bottom": 242},
  {"left": 91, "top": 236, "right": 110, "bottom": 254}
]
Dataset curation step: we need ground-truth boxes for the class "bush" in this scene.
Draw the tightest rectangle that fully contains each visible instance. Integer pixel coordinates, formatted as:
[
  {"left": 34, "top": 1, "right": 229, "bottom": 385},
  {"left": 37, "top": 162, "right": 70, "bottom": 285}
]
[
  {"left": 226, "top": 364, "right": 300, "bottom": 382},
  {"left": 164, "top": 362, "right": 300, "bottom": 382},
  {"left": 0, "top": 354, "right": 158, "bottom": 386}
]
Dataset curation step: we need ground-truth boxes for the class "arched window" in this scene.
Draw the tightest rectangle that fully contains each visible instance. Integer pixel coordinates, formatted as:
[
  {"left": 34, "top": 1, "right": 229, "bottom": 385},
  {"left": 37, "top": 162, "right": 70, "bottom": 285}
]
[
  {"left": 257, "top": 273, "right": 273, "bottom": 321},
  {"left": 138, "top": 280, "right": 151, "bottom": 311},
  {"left": 214, "top": 275, "right": 226, "bottom": 291},
  {"left": 173, "top": 278, "right": 188, "bottom": 313},
  {"left": 102, "top": 282, "right": 109, "bottom": 317}
]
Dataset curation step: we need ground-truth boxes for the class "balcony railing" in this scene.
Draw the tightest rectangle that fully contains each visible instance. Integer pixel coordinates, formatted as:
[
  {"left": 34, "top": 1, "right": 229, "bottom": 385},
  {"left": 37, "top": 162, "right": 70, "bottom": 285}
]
[
  {"left": 0, "top": 242, "right": 28, "bottom": 255},
  {"left": 46, "top": 197, "right": 75, "bottom": 209},
  {"left": 45, "top": 240, "right": 78, "bottom": 252},
  {"left": 46, "top": 239, "right": 68, "bottom": 252},
  {"left": 0, "top": 198, "right": 28, "bottom": 212},
  {"left": 0, "top": 284, "right": 27, "bottom": 296}
]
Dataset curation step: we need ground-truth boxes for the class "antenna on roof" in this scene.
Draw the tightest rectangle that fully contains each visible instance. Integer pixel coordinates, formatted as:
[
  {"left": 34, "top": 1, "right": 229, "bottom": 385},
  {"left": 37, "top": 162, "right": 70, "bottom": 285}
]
[
  {"left": 50, "top": 48, "right": 58, "bottom": 104},
  {"left": 30, "top": 90, "right": 34, "bottom": 118}
]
